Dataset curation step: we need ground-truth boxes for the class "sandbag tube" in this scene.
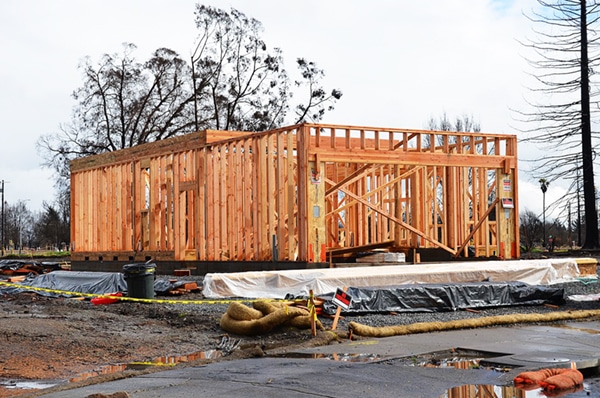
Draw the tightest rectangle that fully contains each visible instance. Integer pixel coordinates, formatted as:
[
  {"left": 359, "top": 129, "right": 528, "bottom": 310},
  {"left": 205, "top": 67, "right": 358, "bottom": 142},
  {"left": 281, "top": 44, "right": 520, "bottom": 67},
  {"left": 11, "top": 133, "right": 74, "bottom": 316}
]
[
  {"left": 220, "top": 301, "right": 324, "bottom": 336},
  {"left": 349, "top": 309, "right": 600, "bottom": 337}
]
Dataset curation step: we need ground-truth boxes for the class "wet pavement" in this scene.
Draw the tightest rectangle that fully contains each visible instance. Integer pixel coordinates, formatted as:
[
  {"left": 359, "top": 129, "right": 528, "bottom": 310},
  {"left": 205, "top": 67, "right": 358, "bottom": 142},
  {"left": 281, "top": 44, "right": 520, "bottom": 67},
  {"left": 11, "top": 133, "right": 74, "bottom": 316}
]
[
  {"left": 35, "top": 320, "right": 600, "bottom": 397},
  {"left": 298, "top": 320, "right": 600, "bottom": 370}
]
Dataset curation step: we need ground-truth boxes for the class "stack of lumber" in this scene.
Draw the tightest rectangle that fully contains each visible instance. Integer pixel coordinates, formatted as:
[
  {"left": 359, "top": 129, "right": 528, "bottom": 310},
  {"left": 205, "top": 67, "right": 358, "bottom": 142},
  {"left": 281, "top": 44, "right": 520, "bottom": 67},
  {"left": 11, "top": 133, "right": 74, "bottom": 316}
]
[
  {"left": 167, "top": 281, "right": 200, "bottom": 295},
  {"left": 356, "top": 252, "right": 406, "bottom": 263}
]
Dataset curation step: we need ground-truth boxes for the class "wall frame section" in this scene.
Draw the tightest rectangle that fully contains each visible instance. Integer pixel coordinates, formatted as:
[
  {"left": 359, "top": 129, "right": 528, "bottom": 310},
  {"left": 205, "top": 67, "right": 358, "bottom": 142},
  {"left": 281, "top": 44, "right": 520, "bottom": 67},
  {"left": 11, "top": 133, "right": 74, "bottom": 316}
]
[{"left": 70, "top": 123, "right": 519, "bottom": 267}]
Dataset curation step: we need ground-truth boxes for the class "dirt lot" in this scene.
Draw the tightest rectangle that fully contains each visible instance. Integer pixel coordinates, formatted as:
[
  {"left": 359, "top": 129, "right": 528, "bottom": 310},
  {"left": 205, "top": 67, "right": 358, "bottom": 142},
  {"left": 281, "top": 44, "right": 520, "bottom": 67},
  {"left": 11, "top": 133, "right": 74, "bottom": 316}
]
[
  {"left": 0, "top": 290, "right": 339, "bottom": 398},
  {"left": 2, "top": 256, "right": 599, "bottom": 397}
]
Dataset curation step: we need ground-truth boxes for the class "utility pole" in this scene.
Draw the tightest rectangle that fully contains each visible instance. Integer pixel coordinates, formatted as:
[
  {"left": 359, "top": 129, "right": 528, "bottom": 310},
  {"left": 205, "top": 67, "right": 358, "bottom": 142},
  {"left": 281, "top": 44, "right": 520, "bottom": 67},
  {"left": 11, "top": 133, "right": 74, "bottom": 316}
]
[
  {"left": 580, "top": 0, "right": 600, "bottom": 248},
  {"left": 577, "top": 167, "right": 582, "bottom": 247},
  {"left": 568, "top": 202, "right": 573, "bottom": 249}
]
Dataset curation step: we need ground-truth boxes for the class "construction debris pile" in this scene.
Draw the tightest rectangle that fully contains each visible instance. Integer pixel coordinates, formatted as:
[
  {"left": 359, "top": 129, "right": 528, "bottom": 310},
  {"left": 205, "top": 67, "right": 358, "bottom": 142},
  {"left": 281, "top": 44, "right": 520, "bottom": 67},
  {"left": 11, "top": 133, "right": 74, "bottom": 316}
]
[{"left": 0, "top": 259, "right": 66, "bottom": 278}]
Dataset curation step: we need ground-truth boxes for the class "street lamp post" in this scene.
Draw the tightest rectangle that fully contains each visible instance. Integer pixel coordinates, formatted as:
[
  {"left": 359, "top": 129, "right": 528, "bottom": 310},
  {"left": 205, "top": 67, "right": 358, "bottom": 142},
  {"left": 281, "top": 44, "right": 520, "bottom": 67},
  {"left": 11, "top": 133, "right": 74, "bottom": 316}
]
[{"left": 539, "top": 179, "right": 549, "bottom": 248}]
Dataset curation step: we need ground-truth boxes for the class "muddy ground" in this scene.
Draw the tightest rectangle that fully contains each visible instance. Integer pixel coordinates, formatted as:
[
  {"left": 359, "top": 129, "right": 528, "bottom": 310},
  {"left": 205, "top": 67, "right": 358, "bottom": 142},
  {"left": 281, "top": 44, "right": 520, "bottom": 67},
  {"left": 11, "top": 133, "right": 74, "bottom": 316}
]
[
  {"left": 0, "top": 290, "right": 341, "bottom": 398},
  {"left": 2, "top": 258, "right": 600, "bottom": 397}
]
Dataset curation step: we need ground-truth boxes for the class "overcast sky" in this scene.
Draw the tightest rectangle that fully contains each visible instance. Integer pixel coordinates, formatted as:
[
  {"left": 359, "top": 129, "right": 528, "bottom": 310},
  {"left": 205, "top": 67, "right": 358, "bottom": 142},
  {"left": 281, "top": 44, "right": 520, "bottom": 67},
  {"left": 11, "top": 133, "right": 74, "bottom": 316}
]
[{"left": 1, "top": 0, "right": 565, "bottom": 221}]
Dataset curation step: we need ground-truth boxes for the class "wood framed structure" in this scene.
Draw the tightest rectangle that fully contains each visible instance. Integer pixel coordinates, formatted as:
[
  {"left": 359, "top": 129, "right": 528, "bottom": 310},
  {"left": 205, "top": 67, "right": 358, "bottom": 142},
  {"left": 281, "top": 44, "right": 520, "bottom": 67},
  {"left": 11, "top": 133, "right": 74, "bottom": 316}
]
[{"left": 70, "top": 123, "right": 519, "bottom": 268}]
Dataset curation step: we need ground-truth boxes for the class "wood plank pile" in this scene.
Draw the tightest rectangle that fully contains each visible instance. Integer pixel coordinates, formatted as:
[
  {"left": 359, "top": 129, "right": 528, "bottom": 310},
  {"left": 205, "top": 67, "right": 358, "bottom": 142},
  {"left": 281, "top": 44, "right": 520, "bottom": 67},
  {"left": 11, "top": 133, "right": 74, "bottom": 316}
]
[
  {"left": 166, "top": 281, "right": 201, "bottom": 295},
  {"left": 0, "top": 259, "right": 64, "bottom": 276},
  {"left": 356, "top": 251, "right": 406, "bottom": 264}
]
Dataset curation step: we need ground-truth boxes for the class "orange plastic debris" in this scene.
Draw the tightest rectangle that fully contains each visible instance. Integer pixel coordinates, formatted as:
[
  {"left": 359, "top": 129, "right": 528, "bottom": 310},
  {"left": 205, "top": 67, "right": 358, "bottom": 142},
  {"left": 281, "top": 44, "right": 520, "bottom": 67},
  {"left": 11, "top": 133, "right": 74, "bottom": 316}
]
[
  {"left": 91, "top": 292, "right": 123, "bottom": 306},
  {"left": 514, "top": 367, "right": 584, "bottom": 392},
  {"left": 514, "top": 368, "right": 565, "bottom": 384}
]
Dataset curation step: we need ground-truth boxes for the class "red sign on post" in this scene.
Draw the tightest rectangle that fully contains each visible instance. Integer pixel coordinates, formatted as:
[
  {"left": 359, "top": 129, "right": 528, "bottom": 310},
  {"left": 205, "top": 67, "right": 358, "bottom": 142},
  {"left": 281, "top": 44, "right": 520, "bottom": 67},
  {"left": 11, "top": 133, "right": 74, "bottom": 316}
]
[{"left": 332, "top": 288, "right": 352, "bottom": 310}]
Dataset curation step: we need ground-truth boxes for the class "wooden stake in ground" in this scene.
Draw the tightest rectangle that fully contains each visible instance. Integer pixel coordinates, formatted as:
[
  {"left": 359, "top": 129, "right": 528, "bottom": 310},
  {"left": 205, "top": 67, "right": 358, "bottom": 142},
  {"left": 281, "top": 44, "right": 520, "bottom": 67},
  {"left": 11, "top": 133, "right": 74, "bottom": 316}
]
[
  {"left": 308, "top": 289, "right": 317, "bottom": 336},
  {"left": 331, "top": 286, "right": 348, "bottom": 331}
]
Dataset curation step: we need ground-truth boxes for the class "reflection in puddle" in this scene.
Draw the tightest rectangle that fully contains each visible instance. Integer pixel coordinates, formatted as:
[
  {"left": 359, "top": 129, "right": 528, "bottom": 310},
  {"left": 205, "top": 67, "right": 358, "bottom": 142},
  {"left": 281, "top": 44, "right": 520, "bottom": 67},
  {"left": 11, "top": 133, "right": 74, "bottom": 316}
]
[
  {"left": 69, "top": 349, "right": 222, "bottom": 383},
  {"left": 0, "top": 349, "right": 223, "bottom": 392},
  {"left": 401, "top": 350, "right": 494, "bottom": 370},
  {"left": 422, "top": 353, "right": 590, "bottom": 397},
  {"left": 413, "top": 356, "right": 482, "bottom": 369},
  {"left": 270, "top": 352, "right": 382, "bottom": 362},
  {"left": 442, "top": 383, "right": 588, "bottom": 398},
  {"left": 1, "top": 380, "right": 58, "bottom": 390},
  {"left": 442, "top": 384, "right": 516, "bottom": 398},
  {"left": 552, "top": 324, "right": 600, "bottom": 335}
]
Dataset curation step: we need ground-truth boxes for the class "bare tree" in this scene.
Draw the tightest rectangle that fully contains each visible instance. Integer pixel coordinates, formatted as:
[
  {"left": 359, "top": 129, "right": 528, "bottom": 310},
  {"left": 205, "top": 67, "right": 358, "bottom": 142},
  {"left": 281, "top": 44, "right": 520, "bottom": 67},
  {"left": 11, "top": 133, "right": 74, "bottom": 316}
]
[
  {"left": 517, "top": 0, "right": 600, "bottom": 249},
  {"left": 190, "top": 5, "right": 341, "bottom": 132},
  {"left": 4, "top": 200, "right": 33, "bottom": 251},
  {"left": 427, "top": 113, "right": 481, "bottom": 133},
  {"left": 38, "top": 6, "right": 342, "bottom": 189},
  {"left": 520, "top": 209, "right": 544, "bottom": 251},
  {"left": 37, "top": 44, "right": 194, "bottom": 185}
]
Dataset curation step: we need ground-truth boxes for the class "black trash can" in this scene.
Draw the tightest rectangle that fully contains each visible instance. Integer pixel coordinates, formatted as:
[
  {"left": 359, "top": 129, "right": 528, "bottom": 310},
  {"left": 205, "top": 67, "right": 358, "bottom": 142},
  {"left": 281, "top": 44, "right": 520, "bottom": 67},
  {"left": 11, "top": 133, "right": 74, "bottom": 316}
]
[{"left": 122, "top": 263, "right": 156, "bottom": 299}]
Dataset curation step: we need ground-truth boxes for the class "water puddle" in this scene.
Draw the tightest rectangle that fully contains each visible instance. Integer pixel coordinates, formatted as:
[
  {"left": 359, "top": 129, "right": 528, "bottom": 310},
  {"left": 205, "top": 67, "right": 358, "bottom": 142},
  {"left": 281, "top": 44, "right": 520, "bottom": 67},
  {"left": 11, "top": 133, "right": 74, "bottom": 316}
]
[
  {"left": 69, "top": 349, "right": 222, "bottom": 383},
  {"left": 412, "top": 350, "right": 593, "bottom": 397},
  {"left": 553, "top": 323, "right": 600, "bottom": 334},
  {"left": 0, "top": 379, "right": 59, "bottom": 390},
  {"left": 0, "top": 349, "right": 223, "bottom": 392},
  {"left": 270, "top": 352, "right": 382, "bottom": 362},
  {"left": 442, "top": 383, "right": 589, "bottom": 397},
  {"left": 397, "top": 349, "right": 499, "bottom": 369}
]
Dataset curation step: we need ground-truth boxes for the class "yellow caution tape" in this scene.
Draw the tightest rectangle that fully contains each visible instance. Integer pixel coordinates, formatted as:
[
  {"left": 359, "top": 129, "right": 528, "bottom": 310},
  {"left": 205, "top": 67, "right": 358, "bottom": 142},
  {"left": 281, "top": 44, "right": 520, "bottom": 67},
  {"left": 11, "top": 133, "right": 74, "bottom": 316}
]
[
  {"left": 0, "top": 280, "right": 276, "bottom": 305},
  {"left": 127, "top": 361, "right": 176, "bottom": 367}
]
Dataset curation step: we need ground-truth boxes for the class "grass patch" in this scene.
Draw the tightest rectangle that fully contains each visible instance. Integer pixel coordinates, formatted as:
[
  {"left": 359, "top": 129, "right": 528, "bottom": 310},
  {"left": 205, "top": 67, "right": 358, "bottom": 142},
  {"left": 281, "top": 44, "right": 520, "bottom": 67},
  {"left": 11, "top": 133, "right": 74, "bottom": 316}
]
[{"left": 1, "top": 251, "right": 70, "bottom": 259}]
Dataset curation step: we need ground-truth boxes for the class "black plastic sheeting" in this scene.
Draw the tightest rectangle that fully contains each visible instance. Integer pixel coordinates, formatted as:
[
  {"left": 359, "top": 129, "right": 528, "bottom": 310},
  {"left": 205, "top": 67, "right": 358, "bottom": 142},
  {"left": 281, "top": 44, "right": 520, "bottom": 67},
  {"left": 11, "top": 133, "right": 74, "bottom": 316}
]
[
  {"left": 320, "top": 282, "right": 565, "bottom": 315},
  {"left": 0, "top": 270, "right": 197, "bottom": 298},
  {"left": 0, "top": 271, "right": 128, "bottom": 297}
]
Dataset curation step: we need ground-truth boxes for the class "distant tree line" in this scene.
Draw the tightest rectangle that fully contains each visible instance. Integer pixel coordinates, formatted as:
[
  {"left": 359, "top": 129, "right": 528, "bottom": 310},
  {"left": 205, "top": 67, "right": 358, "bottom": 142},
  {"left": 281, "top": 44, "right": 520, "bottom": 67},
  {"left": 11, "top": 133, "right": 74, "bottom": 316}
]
[
  {"left": 520, "top": 208, "right": 582, "bottom": 252},
  {"left": 1, "top": 198, "right": 70, "bottom": 253}
]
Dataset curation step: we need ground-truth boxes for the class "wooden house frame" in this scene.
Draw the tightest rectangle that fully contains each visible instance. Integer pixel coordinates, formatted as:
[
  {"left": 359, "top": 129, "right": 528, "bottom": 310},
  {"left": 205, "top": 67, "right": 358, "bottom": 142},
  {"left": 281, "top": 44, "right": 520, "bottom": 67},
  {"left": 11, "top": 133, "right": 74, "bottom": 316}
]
[{"left": 70, "top": 123, "right": 519, "bottom": 268}]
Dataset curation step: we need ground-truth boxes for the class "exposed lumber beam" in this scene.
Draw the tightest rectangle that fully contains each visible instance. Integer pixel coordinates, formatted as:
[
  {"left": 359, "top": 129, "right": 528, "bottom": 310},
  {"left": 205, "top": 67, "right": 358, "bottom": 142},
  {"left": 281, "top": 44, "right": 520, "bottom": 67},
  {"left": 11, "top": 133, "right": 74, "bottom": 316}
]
[
  {"left": 333, "top": 179, "right": 457, "bottom": 255},
  {"left": 454, "top": 197, "right": 500, "bottom": 258},
  {"left": 314, "top": 150, "right": 512, "bottom": 169}
]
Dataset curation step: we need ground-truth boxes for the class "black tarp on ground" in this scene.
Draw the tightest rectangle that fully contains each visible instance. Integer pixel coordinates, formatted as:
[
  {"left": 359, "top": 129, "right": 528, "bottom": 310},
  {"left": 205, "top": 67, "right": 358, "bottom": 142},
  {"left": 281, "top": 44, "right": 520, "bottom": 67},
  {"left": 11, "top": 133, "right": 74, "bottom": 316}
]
[
  {"left": 320, "top": 282, "right": 565, "bottom": 314},
  {"left": 0, "top": 270, "right": 197, "bottom": 298},
  {"left": 0, "top": 270, "right": 128, "bottom": 297}
]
